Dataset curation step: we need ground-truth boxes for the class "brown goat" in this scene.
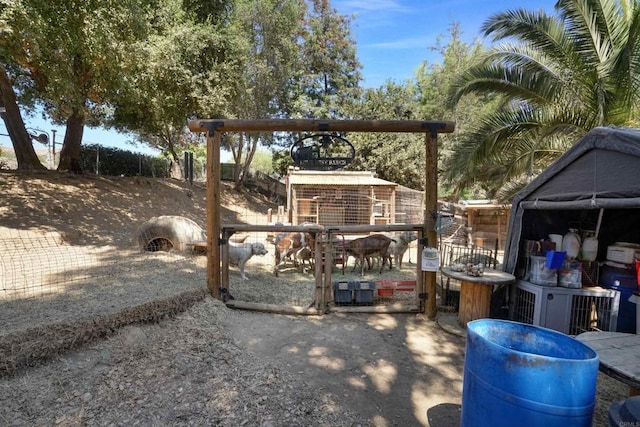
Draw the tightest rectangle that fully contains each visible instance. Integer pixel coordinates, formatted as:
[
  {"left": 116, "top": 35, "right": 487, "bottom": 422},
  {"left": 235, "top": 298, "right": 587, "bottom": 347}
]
[
  {"left": 273, "top": 231, "right": 315, "bottom": 276},
  {"left": 346, "top": 234, "right": 395, "bottom": 276}
]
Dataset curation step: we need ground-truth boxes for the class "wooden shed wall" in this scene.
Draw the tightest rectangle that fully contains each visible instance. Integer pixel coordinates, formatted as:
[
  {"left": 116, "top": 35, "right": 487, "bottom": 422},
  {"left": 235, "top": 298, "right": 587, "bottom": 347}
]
[
  {"left": 461, "top": 206, "right": 511, "bottom": 250},
  {"left": 290, "top": 184, "right": 397, "bottom": 226}
]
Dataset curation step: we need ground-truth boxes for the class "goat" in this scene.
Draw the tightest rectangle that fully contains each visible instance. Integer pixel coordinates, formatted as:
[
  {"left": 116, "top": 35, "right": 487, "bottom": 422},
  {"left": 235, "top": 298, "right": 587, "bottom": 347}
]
[
  {"left": 346, "top": 234, "right": 395, "bottom": 276},
  {"left": 273, "top": 231, "right": 315, "bottom": 276}
]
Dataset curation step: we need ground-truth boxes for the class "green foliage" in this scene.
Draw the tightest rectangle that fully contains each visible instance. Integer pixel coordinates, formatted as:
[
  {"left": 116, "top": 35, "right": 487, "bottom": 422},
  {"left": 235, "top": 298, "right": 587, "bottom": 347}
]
[
  {"left": 1, "top": 0, "right": 160, "bottom": 171},
  {"left": 107, "top": 0, "right": 237, "bottom": 174},
  {"left": 80, "top": 144, "right": 169, "bottom": 177},
  {"left": 415, "top": 21, "right": 495, "bottom": 199},
  {"left": 250, "top": 149, "right": 273, "bottom": 175},
  {"left": 344, "top": 81, "right": 424, "bottom": 189},
  {"left": 271, "top": 149, "right": 294, "bottom": 177},
  {"left": 446, "top": 0, "right": 640, "bottom": 200},
  {"left": 221, "top": 0, "right": 305, "bottom": 183},
  {"left": 292, "top": 0, "right": 362, "bottom": 120}
]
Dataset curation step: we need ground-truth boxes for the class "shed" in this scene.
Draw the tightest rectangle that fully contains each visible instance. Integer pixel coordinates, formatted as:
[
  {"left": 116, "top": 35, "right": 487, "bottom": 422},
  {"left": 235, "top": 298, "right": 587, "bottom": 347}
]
[
  {"left": 503, "top": 127, "right": 640, "bottom": 334},
  {"left": 504, "top": 126, "right": 640, "bottom": 274},
  {"left": 455, "top": 200, "right": 510, "bottom": 251},
  {"left": 286, "top": 170, "right": 421, "bottom": 226}
]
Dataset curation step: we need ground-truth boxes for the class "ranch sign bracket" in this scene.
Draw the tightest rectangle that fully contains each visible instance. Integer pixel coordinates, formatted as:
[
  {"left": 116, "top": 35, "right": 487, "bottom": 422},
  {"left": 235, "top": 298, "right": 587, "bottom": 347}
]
[{"left": 290, "top": 133, "right": 355, "bottom": 171}]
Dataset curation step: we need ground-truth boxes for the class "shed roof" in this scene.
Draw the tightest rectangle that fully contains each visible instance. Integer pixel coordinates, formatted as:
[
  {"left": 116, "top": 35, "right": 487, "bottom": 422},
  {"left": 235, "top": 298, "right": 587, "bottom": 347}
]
[
  {"left": 287, "top": 170, "right": 396, "bottom": 186},
  {"left": 504, "top": 126, "right": 640, "bottom": 273},
  {"left": 513, "top": 126, "right": 640, "bottom": 208}
]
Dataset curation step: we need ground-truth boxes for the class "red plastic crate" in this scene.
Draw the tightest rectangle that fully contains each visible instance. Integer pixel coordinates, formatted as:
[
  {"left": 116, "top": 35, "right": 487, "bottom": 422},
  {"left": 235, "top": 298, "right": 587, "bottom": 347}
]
[{"left": 375, "top": 280, "right": 416, "bottom": 295}]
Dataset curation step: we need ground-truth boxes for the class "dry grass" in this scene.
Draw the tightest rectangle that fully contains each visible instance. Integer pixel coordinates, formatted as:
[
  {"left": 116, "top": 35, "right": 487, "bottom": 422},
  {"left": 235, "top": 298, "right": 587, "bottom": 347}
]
[{"left": 0, "top": 171, "right": 630, "bottom": 426}]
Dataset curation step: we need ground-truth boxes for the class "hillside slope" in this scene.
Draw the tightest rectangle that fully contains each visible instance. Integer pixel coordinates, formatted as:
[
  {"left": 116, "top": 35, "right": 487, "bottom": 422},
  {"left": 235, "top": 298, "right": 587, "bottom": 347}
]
[{"left": 0, "top": 170, "right": 273, "bottom": 246}]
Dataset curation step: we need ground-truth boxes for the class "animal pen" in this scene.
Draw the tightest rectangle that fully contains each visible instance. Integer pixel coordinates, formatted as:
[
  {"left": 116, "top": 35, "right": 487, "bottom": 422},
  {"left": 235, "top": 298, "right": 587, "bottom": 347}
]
[{"left": 188, "top": 119, "right": 455, "bottom": 317}]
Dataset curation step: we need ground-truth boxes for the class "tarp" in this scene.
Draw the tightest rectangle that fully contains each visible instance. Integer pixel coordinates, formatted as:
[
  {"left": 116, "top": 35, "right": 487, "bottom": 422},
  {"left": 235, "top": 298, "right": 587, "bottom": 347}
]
[{"left": 504, "top": 127, "right": 640, "bottom": 274}]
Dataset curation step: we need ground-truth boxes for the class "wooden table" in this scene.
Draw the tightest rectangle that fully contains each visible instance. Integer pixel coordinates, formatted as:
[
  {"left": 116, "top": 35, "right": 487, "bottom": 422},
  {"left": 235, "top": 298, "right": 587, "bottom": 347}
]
[
  {"left": 576, "top": 331, "right": 640, "bottom": 396},
  {"left": 440, "top": 267, "right": 515, "bottom": 327}
]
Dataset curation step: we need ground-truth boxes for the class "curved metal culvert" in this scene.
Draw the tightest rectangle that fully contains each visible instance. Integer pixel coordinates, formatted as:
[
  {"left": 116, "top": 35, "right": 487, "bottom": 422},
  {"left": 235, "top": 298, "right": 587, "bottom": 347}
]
[{"left": 145, "top": 237, "right": 174, "bottom": 252}]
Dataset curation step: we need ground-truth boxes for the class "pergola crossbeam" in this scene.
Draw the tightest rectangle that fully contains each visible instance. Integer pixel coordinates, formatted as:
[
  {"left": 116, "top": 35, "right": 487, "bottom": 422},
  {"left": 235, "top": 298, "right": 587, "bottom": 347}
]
[{"left": 189, "top": 119, "right": 454, "bottom": 134}]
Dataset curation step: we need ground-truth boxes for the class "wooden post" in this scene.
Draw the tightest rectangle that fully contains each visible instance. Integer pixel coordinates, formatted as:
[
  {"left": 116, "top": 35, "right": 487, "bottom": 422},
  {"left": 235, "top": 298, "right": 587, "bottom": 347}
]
[
  {"left": 322, "top": 233, "right": 331, "bottom": 311},
  {"left": 424, "top": 130, "right": 438, "bottom": 319},
  {"left": 458, "top": 281, "right": 492, "bottom": 326},
  {"left": 206, "top": 129, "right": 222, "bottom": 299}
]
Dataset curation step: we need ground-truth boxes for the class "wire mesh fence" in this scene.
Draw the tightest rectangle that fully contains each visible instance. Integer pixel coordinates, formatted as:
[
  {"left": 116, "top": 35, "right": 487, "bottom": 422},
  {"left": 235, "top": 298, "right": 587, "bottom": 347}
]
[
  {"left": 1, "top": 228, "right": 102, "bottom": 300},
  {"left": 215, "top": 225, "right": 422, "bottom": 312},
  {"left": 0, "top": 225, "right": 208, "bottom": 335}
]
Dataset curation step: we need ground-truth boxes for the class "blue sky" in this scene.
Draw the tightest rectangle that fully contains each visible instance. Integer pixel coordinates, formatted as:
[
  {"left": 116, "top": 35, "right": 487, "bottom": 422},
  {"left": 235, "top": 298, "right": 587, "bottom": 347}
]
[
  {"left": 333, "top": 0, "right": 558, "bottom": 88},
  {"left": 2, "top": 0, "right": 558, "bottom": 157}
]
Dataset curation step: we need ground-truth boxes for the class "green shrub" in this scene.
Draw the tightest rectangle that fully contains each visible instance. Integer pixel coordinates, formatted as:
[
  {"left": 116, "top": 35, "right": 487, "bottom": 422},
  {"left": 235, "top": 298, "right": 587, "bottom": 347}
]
[{"left": 80, "top": 144, "right": 169, "bottom": 177}]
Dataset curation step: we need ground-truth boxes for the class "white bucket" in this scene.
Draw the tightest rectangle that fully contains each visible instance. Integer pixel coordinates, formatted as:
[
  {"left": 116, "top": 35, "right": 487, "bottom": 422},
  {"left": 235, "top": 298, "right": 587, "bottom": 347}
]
[
  {"left": 580, "top": 234, "right": 598, "bottom": 262},
  {"left": 562, "top": 230, "right": 581, "bottom": 259}
]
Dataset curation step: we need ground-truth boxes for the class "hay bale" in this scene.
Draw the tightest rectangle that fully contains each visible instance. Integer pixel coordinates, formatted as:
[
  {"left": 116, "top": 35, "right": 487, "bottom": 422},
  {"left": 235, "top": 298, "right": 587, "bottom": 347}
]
[
  {"left": 134, "top": 216, "right": 206, "bottom": 252},
  {"left": 0, "top": 289, "right": 208, "bottom": 376}
]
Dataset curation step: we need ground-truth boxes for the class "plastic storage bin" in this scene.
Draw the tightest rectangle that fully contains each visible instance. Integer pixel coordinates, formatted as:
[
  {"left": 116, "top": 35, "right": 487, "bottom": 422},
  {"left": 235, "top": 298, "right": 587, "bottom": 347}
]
[
  {"left": 354, "top": 281, "right": 374, "bottom": 304},
  {"left": 600, "top": 265, "right": 637, "bottom": 333},
  {"left": 530, "top": 255, "right": 557, "bottom": 287},
  {"left": 333, "top": 281, "right": 354, "bottom": 305},
  {"left": 559, "top": 260, "right": 582, "bottom": 289}
]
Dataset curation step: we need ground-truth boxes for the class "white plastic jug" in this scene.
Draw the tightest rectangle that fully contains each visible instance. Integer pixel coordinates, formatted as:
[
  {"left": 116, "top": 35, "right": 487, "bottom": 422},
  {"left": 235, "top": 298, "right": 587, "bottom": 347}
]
[
  {"left": 580, "top": 231, "right": 598, "bottom": 262},
  {"left": 562, "top": 229, "right": 581, "bottom": 260},
  {"left": 549, "top": 234, "right": 563, "bottom": 251}
]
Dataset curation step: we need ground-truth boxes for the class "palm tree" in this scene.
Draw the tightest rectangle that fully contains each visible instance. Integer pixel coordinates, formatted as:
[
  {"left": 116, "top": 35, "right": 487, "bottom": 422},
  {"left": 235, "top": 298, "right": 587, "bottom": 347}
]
[{"left": 446, "top": 0, "right": 640, "bottom": 201}]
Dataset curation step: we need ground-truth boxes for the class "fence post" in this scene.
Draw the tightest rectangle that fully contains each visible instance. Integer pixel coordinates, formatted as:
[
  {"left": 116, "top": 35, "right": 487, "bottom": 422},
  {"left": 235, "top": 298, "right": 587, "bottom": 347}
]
[
  {"left": 205, "top": 129, "right": 222, "bottom": 299},
  {"left": 424, "top": 129, "right": 438, "bottom": 319},
  {"left": 184, "top": 152, "right": 193, "bottom": 184}
]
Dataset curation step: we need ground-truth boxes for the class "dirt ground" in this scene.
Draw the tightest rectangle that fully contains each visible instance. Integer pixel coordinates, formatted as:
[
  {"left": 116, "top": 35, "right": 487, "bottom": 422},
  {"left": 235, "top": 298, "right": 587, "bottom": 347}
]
[{"left": 0, "top": 170, "right": 629, "bottom": 426}]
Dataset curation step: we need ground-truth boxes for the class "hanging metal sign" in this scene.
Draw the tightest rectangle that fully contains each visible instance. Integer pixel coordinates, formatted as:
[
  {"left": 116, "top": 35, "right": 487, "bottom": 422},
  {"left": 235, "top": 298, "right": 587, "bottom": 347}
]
[{"left": 291, "top": 133, "right": 355, "bottom": 171}]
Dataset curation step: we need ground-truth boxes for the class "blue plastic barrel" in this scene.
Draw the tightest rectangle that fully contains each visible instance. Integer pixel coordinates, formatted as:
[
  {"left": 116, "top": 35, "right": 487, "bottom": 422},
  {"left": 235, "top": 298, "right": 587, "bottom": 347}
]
[{"left": 462, "top": 319, "right": 599, "bottom": 427}]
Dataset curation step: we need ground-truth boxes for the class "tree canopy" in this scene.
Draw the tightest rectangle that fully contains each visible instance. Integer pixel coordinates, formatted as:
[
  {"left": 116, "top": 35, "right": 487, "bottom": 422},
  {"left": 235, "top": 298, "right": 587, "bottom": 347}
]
[
  {"left": 446, "top": 0, "right": 640, "bottom": 200},
  {"left": 3, "top": 0, "right": 638, "bottom": 201},
  {"left": 0, "top": 0, "right": 157, "bottom": 172}
]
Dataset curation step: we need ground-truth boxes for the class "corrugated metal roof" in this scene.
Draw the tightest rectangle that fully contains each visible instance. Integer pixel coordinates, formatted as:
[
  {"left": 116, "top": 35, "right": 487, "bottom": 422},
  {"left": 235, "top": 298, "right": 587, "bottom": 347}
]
[{"left": 288, "top": 170, "right": 396, "bottom": 186}]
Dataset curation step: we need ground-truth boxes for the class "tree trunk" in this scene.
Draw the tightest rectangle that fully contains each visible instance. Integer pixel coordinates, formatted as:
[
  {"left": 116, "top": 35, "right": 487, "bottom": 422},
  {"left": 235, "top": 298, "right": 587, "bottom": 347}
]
[
  {"left": 57, "top": 112, "right": 85, "bottom": 174},
  {"left": 240, "top": 134, "right": 258, "bottom": 183},
  {"left": 166, "top": 139, "right": 183, "bottom": 179},
  {"left": 0, "top": 64, "right": 46, "bottom": 171},
  {"left": 232, "top": 133, "right": 244, "bottom": 187}
]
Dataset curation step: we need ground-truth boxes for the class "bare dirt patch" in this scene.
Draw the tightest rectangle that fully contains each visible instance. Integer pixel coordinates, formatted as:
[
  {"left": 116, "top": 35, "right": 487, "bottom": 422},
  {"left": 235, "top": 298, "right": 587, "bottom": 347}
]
[{"left": 0, "top": 171, "right": 629, "bottom": 426}]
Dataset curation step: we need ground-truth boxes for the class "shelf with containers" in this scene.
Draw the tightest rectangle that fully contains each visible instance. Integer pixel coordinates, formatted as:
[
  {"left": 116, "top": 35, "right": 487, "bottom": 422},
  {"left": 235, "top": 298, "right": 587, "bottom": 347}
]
[
  {"left": 502, "top": 127, "right": 640, "bottom": 335},
  {"left": 509, "top": 207, "right": 640, "bottom": 334}
]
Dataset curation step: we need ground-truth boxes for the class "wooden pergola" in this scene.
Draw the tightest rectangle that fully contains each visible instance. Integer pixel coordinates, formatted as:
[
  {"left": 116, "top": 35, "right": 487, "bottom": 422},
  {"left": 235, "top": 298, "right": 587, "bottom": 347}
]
[{"left": 188, "top": 119, "right": 455, "bottom": 318}]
